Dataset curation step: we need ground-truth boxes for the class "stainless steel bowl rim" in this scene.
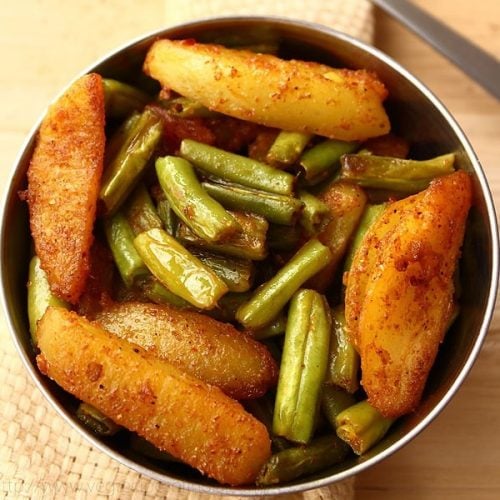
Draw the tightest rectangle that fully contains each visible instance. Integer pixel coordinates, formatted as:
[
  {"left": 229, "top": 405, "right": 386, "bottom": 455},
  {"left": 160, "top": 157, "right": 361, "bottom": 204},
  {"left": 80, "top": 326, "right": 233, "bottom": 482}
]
[{"left": 1, "top": 16, "right": 498, "bottom": 496}]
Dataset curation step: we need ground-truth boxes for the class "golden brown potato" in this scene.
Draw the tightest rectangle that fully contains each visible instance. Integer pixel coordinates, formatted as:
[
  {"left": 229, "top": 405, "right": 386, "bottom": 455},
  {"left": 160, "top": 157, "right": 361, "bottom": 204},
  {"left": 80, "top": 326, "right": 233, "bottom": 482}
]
[
  {"left": 36, "top": 307, "right": 271, "bottom": 486},
  {"left": 144, "top": 39, "right": 390, "bottom": 141},
  {"left": 26, "top": 73, "right": 105, "bottom": 304},
  {"left": 94, "top": 301, "right": 278, "bottom": 399},
  {"left": 345, "top": 171, "right": 472, "bottom": 418}
]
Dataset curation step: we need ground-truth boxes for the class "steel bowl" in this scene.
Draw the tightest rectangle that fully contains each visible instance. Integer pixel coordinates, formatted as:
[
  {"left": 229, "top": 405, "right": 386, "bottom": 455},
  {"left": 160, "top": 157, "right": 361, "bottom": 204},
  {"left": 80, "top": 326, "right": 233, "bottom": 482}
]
[{"left": 1, "top": 17, "right": 498, "bottom": 496}]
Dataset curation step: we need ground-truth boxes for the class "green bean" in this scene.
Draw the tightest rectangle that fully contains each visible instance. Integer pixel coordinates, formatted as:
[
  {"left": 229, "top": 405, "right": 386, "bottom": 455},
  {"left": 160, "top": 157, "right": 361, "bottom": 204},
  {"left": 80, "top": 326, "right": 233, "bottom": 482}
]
[
  {"left": 343, "top": 203, "right": 387, "bottom": 272},
  {"left": 176, "top": 211, "right": 268, "bottom": 261},
  {"left": 202, "top": 181, "right": 303, "bottom": 226},
  {"left": 335, "top": 400, "right": 394, "bottom": 455},
  {"left": 272, "top": 289, "right": 331, "bottom": 443},
  {"left": 158, "top": 96, "right": 218, "bottom": 118},
  {"left": 100, "top": 108, "right": 163, "bottom": 214},
  {"left": 104, "top": 112, "right": 140, "bottom": 166},
  {"left": 123, "top": 183, "right": 163, "bottom": 235},
  {"left": 76, "top": 402, "right": 121, "bottom": 436},
  {"left": 339, "top": 152, "right": 455, "bottom": 192},
  {"left": 155, "top": 156, "right": 240, "bottom": 243},
  {"left": 256, "top": 434, "right": 350, "bottom": 485},
  {"left": 104, "top": 212, "right": 149, "bottom": 287},
  {"left": 190, "top": 250, "right": 254, "bottom": 293},
  {"left": 102, "top": 78, "right": 150, "bottom": 119},
  {"left": 134, "top": 228, "right": 228, "bottom": 309},
  {"left": 150, "top": 185, "right": 177, "bottom": 236},
  {"left": 321, "top": 385, "right": 357, "bottom": 429},
  {"left": 327, "top": 306, "right": 360, "bottom": 393},
  {"left": 307, "top": 182, "right": 367, "bottom": 292},
  {"left": 180, "top": 139, "right": 295, "bottom": 195},
  {"left": 251, "top": 313, "right": 287, "bottom": 340},
  {"left": 140, "top": 277, "right": 194, "bottom": 310},
  {"left": 236, "top": 239, "right": 331, "bottom": 329},
  {"left": 266, "top": 131, "right": 312, "bottom": 167},
  {"left": 27, "top": 255, "right": 69, "bottom": 345},
  {"left": 299, "top": 139, "right": 358, "bottom": 185},
  {"left": 298, "top": 190, "right": 330, "bottom": 236}
]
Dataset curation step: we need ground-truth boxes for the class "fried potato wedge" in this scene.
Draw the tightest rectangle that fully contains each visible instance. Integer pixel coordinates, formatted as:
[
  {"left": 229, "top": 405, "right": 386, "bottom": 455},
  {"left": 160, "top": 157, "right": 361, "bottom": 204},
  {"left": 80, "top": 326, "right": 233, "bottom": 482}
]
[
  {"left": 94, "top": 301, "right": 278, "bottom": 399},
  {"left": 27, "top": 73, "right": 105, "bottom": 304},
  {"left": 36, "top": 307, "right": 271, "bottom": 486},
  {"left": 144, "top": 39, "right": 390, "bottom": 141},
  {"left": 345, "top": 171, "right": 472, "bottom": 418}
]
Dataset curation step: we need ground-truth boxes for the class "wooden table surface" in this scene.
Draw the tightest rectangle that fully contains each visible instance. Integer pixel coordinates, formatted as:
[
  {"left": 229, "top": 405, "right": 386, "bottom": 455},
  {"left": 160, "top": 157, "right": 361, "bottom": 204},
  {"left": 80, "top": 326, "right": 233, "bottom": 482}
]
[{"left": 1, "top": 1, "right": 498, "bottom": 499}]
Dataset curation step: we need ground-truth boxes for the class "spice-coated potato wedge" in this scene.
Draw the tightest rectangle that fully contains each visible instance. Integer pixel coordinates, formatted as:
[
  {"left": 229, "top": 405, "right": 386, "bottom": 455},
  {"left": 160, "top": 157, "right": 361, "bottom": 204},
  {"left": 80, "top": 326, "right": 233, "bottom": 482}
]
[
  {"left": 144, "top": 40, "right": 390, "bottom": 141},
  {"left": 36, "top": 307, "right": 271, "bottom": 486},
  {"left": 26, "top": 73, "right": 105, "bottom": 304},
  {"left": 345, "top": 171, "right": 472, "bottom": 418},
  {"left": 94, "top": 301, "right": 278, "bottom": 399}
]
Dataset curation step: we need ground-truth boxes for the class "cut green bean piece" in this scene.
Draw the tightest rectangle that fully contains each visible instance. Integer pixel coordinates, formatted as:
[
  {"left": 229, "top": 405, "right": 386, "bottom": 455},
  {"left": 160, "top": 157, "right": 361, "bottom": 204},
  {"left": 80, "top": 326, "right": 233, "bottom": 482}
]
[
  {"left": 103, "top": 79, "right": 150, "bottom": 119},
  {"left": 343, "top": 203, "right": 387, "bottom": 272},
  {"left": 251, "top": 313, "right": 287, "bottom": 340},
  {"left": 266, "top": 131, "right": 312, "bottom": 167},
  {"left": 298, "top": 190, "right": 330, "bottom": 236},
  {"left": 300, "top": 139, "right": 358, "bottom": 185},
  {"left": 104, "top": 212, "right": 149, "bottom": 287},
  {"left": 307, "top": 182, "right": 367, "bottom": 292},
  {"left": 27, "top": 255, "right": 69, "bottom": 346},
  {"left": 202, "top": 181, "right": 303, "bottom": 226},
  {"left": 156, "top": 156, "right": 239, "bottom": 243},
  {"left": 76, "top": 403, "right": 121, "bottom": 437},
  {"left": 104, "top": 112, "right": 141, "bottom": 166},
  {"left": 335, "top": 400, "right": 394, "bottom": 455},
  {"left": 236, "top": 239, "right": 331, "bottom": 329},
  {"left": 191, "top": 250, "right": 254, "bottom": 293},
  {"left": 321, "top": 385, "right": 357, "bottom": 429},
  {"left": 327, "top": 306, "right": 360, "bottom": 393},
  {"left": 159, "top": 96, "right": 218, "bottom": 118},
  {"left": 123, "top": 183, "right": 163, "bottom": 235},
  {"left": 156, "top": 199, "right": 177, "bottom": 236},
  {"left": 176, "top": 211, "right": 268, "bottom": 261},
  {"left": 257, "top": 434, "right": 350, "bottom": 485},
  {"left": 100, "top": 108, "right": 163, "bottom": 215},
  {"left": 340, "top": 153, "right": 455, "bottom": 192},
  {"left": 273, "top": 289, "right": 332, "bottom": 443},
  {"left": 180, "top": 139, "right": 295, "bottom": 195},
  {"left": 134, "top": 228, "right": 228, "bottom": 309},
  {"left": 141, "top": 277, "right": 194, "bottom": 310},
  {"left": 150, "top": 185, "right": 177, "bottom": 236}
]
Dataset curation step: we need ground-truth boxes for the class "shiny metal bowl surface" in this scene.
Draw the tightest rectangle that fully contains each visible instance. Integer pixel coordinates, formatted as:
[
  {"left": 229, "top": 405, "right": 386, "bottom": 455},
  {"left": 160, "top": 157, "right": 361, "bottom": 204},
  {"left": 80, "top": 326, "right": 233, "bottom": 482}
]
[{"left": 1, "top": 17, "right": 498, "bottom": 496}]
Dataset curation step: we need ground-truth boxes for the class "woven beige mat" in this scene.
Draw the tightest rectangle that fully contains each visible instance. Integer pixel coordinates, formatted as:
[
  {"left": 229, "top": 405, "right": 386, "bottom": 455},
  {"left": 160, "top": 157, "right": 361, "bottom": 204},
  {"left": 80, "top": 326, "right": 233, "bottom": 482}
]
[
  {"left": 1, "top": 1, "right": 372, "bottom": 498},
  {"left": 165, "top": 0, "right": 374, "bottom": 44}
]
